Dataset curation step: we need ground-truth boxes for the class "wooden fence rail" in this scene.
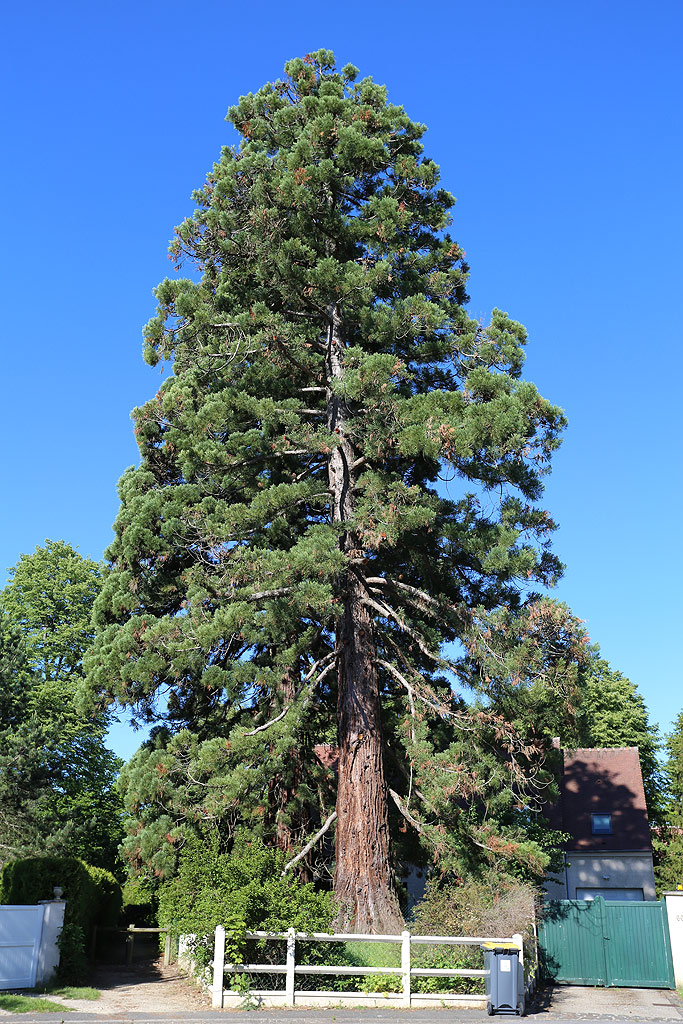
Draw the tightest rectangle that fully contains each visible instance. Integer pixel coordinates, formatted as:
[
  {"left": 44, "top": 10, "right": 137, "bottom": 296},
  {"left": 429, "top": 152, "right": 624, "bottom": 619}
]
[
  {"left": 210, "top": 927, "right": 525, "bottom": 1009},
  {"left": 91, "top": 925, "right": 172, "bottom": 966}
]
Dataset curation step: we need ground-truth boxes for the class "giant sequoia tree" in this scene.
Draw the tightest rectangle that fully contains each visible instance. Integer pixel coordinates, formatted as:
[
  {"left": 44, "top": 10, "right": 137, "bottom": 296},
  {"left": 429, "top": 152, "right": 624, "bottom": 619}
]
[{"left": 89, "top": 52, "right": 583, "bottom": 930}]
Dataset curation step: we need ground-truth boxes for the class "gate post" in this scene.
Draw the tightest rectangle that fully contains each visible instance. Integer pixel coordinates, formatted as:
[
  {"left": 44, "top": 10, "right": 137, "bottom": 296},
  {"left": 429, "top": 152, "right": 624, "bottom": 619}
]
[
  {"left": 212, "top": 925, "right": 226, "bottom": 1009},
  {"left": 401, "top": 930, "right": 411, "bottom": 1007},
  {"left": 594, "top": 896, "right": 612, "bottom": 987},
  {"left": 285, "top": 928, "right": 296, "bottom": 1006},
  {"left": 36, "top": 899, "right": 66, "bottom": 986},
  {"left": 663, "top": 893, "right": 683, "bottom": 988}
]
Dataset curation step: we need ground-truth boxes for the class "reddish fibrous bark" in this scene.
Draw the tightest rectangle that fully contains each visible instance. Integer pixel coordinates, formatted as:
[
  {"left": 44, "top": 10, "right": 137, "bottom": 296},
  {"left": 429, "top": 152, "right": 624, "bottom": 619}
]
[
  {"left": 333, "top": 571, "right": 403, "bottom": 932},
  {"left": 326, "top": 304, "right": 403, "bottom": 933}
]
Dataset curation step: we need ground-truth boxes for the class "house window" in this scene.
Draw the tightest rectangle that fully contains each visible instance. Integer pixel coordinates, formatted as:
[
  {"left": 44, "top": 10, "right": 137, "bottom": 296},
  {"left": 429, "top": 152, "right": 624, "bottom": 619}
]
[{"left": 591, "top": 813, "right": 612, "bottom": 835}]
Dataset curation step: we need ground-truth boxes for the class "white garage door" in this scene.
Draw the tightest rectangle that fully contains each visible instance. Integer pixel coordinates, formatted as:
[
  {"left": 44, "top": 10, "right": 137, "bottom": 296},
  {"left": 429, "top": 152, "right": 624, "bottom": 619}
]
[
  {"left": 0, "top": 906, "right": 44, "bottom": 989},
  {"left": 576, "top": 887, "right": 645, "bottom": 901}
]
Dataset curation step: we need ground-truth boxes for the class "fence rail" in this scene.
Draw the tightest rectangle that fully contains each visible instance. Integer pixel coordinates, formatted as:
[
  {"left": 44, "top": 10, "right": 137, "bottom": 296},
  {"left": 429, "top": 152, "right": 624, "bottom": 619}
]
[
  {"left": 91, "top": 925, "right": 172, "bottom": 966},
  {"left": 210, "top": 927, "right": 525, "bottom": 1008}
]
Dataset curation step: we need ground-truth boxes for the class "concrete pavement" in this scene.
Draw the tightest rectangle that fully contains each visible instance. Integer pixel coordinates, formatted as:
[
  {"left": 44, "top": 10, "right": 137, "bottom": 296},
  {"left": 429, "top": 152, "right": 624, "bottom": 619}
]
[
  {"left": 0, "top": 995, "right": 682, "bottom": 1023},
  {"left": 1, "top": 988, "right": 682, "bottom": 1024}
]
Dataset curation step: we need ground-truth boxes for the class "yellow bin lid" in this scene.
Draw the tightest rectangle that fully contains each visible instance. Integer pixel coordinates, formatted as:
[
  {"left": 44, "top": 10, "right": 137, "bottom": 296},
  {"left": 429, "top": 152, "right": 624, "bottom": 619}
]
[{"left": 481, "top": 941, "right": 521, "bottom": 950}]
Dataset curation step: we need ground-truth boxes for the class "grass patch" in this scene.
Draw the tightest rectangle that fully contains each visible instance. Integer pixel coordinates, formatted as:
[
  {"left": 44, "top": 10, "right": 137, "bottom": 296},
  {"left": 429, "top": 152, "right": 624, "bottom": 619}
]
[
  {"left": 345, "top": 941, "right": 401, "bottom": 968},
  {"left": 45, "top": 985, "right": 100, "bottom": 1000},
  {"left": 0, "top": 994, "right": 71, "bottom": 1013}
]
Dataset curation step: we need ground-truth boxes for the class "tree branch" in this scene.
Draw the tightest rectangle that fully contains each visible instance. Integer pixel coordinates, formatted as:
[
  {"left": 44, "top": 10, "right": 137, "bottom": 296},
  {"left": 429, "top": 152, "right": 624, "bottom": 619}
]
[
  {"left": 364, "top": 576, "right": 467, "bottom": 622},
  {"left": 362, "top": 594, "right": 442, "bottom": 665},
  {"left": 245, "top": 587, "right": 294, "bottom": 602},
  {"left": 281, "top": 810, "right": 337, "bottom": 875},
  {"left": 244, "top": 656, "right": 335, "bottom": 736},
  {"left": 375, "top": 658, "right": 416, "bottom": 742},
  {"left": 389, "top": 788, "right": 429, "bottom": 837}
]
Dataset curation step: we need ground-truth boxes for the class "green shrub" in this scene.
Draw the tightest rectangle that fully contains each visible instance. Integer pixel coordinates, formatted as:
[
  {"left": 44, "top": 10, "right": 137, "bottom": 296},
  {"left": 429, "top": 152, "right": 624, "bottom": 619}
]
[
  {"left": 56, "top": 923, "right": 89, "bottom": 985},
  {"left": 158, "top": 829, "right": 355, "bottom": 991},
  {"left": 359, "top": 972, "right": 402, "bottom": 994},
  {"left": 1, "top": 856, "right": 121, "bottom": 933},
  {"left": 403, "top": 871, "right": 537, "bottom": 995},
  {"left": 121, "top": 875, "right": 157, "bottom": 926}
]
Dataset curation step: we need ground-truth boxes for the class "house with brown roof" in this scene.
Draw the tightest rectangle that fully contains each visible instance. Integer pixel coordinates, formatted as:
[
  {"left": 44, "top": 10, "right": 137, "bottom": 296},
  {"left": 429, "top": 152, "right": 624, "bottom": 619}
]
[{"left": 544, "top": 745, "right": 657, "bottom": 901}]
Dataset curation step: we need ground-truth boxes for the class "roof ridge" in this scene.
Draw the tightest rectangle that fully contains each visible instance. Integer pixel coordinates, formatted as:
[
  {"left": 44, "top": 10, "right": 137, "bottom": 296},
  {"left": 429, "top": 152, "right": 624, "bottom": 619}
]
[{"left": 563, "top": 746, "right": 640, "bottom": 752}]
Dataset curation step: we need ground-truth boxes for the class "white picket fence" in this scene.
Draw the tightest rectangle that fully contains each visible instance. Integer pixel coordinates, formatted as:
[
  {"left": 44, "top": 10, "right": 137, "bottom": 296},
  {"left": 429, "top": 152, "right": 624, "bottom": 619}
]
[{"left": 210, "top": 927, "right": 525, "bottom": 1008}]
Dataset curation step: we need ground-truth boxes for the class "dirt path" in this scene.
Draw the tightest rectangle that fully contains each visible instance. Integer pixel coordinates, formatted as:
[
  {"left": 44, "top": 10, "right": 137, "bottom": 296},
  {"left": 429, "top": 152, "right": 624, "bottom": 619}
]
[{"left": 43, "top": 958, "right": 211, "bottom": 1015}]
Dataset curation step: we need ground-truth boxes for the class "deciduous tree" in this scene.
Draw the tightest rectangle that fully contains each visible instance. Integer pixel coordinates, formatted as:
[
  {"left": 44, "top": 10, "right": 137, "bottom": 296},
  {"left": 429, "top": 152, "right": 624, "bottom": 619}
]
[
  {"left": 572, "top": 653, "right": 663, "bottom": 822},
  {"left": 653, "top": 710, "right": 683, "bottom": 892},
  {"left": 0, "top": 544, "right": 123, "bottom": 871}
]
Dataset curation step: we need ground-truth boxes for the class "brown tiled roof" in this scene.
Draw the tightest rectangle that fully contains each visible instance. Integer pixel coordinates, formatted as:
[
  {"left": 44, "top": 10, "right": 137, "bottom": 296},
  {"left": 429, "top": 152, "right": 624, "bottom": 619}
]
[{"left": 551, "top": 747, "right": 652, "bottom": 853}]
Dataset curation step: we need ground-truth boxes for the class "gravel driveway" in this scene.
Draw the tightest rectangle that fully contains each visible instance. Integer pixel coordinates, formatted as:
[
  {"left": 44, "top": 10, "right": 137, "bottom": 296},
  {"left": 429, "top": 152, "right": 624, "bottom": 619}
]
[{"left": 40, "top": 958, "right": 211, "bottom": 1015}]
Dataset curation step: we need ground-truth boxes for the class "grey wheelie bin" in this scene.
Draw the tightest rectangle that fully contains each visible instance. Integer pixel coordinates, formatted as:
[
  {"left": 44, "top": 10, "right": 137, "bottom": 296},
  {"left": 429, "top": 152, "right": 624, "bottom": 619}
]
[{"left": 482, "top": 941, "right": 525, "bottom": 1016}]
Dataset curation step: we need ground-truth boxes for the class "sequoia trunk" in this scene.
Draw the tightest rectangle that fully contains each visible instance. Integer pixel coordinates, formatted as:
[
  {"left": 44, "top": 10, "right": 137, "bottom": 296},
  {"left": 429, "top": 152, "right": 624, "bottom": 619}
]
[
  {"left": 326, "top": 305, "right": 403, "bottom": 933},
  {"left": 333, "top": 572, "right": 404, "bottom": 932}
]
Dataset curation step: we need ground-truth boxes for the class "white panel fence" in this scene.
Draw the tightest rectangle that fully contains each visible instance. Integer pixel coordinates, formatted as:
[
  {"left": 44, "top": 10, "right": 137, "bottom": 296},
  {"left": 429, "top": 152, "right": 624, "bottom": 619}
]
[
  {"left": 0, "top": 901, "right": 65, "bottom": 990},
  {"left": 210, "top": 927, "right": 527, "bottom": 1009}
]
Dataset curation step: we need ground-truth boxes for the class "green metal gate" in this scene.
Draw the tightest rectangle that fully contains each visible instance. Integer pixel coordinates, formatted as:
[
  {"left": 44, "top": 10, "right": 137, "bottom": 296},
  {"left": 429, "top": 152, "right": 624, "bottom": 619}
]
[{"left": 538, "top": 898, "right": 674, "bottom": 988}]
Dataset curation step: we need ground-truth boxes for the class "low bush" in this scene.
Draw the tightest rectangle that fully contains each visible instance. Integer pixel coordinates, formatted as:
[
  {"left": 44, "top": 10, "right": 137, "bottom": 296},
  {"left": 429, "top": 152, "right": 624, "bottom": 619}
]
[
  {"left": 411, "top": 872, "right": 537, "bottom": 943},
  {"left": 406, "top": 871, "right": 537, "bottom": 995},
  {"left": 359, "top": 872, "right": 537, "bottom": 996},
  {"left": 158, "top": 829, "right": 355, "bottom": 991},
  {"left": 56, "top": 923, "right": 89, "bottom": 985}
]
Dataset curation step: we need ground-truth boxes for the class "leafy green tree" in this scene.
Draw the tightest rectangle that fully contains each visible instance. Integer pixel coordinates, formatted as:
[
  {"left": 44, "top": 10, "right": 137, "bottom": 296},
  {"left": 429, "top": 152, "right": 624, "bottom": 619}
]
[
  {"left": 570, "top": 653, "right": 663, "bottom": 822},
  {"left": 1, "top": 540, "right": 102, "bottom": 724},
  {"left": 0, "top": 544, "right": 123, "bottom": 871},
  {"left": 653, "top": 710, "right": 683, "bottom": 892},
  {"left": 489, "top": 641, "right": 664, "bottom": 824},
  {"left": 89, "top": 52, "right": 583, "bottom": 930},
  {"left": 663, "top": 709, "right": 683, "bottom": 822},
  {"left": 0, "top": 612, "right": 57, "bottom": 860}
]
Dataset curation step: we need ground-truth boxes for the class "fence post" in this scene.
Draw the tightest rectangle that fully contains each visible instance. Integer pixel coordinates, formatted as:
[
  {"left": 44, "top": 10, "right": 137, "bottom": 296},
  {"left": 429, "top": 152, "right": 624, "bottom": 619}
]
[
  {"left": 401, "top": 929, "right": 411, "bottom": 1007},
  {"left": 513, "top": 931, "right": 524, "bottom": 996},
  {"left": 163, "top": 930, "right": 172, "bottom": 966},
  {"left": 286, "top": 927, "right": 296, "bottom": 1006},
  {"left": 530, "top": 916, "right": 539, "bottom": 993},
  {"left": 212, "top": 925, "right": 226, "bottom": 1009},
  {"left": 513, "top": 932, "right": 524, "bottom": 967},
  {"left": 126, "top": 924, "right": 134, "bottom": 966}
]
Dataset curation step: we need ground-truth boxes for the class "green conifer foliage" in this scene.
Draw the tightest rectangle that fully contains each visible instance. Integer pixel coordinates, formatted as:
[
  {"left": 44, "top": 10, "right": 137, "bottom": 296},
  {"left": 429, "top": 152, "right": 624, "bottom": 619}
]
[{"left": 89, "top": 52, "right": 579, "bottom": 930}]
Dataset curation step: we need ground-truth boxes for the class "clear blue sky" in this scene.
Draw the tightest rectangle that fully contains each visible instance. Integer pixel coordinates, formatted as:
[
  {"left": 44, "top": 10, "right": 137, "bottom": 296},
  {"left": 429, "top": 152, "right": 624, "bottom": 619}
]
[{"left": 1, "top": 0, "right": 681, "bottom": 760}]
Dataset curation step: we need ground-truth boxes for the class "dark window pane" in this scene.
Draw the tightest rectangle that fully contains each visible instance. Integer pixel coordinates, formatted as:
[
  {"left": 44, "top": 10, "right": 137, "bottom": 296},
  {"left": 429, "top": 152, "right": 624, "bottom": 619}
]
[{"left": 591, "top": 813, "right": 612, "bottom": 834}]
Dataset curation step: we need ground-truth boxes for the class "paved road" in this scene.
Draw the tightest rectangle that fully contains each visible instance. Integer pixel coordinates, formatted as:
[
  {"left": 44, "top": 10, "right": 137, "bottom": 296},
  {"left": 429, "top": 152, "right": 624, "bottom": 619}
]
[
  {"left": 1, "top": 996, "right": 683, "bottom": 1024},
  {"left": 2, "top": 983, "right": 682, "bottom": 1024}
]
